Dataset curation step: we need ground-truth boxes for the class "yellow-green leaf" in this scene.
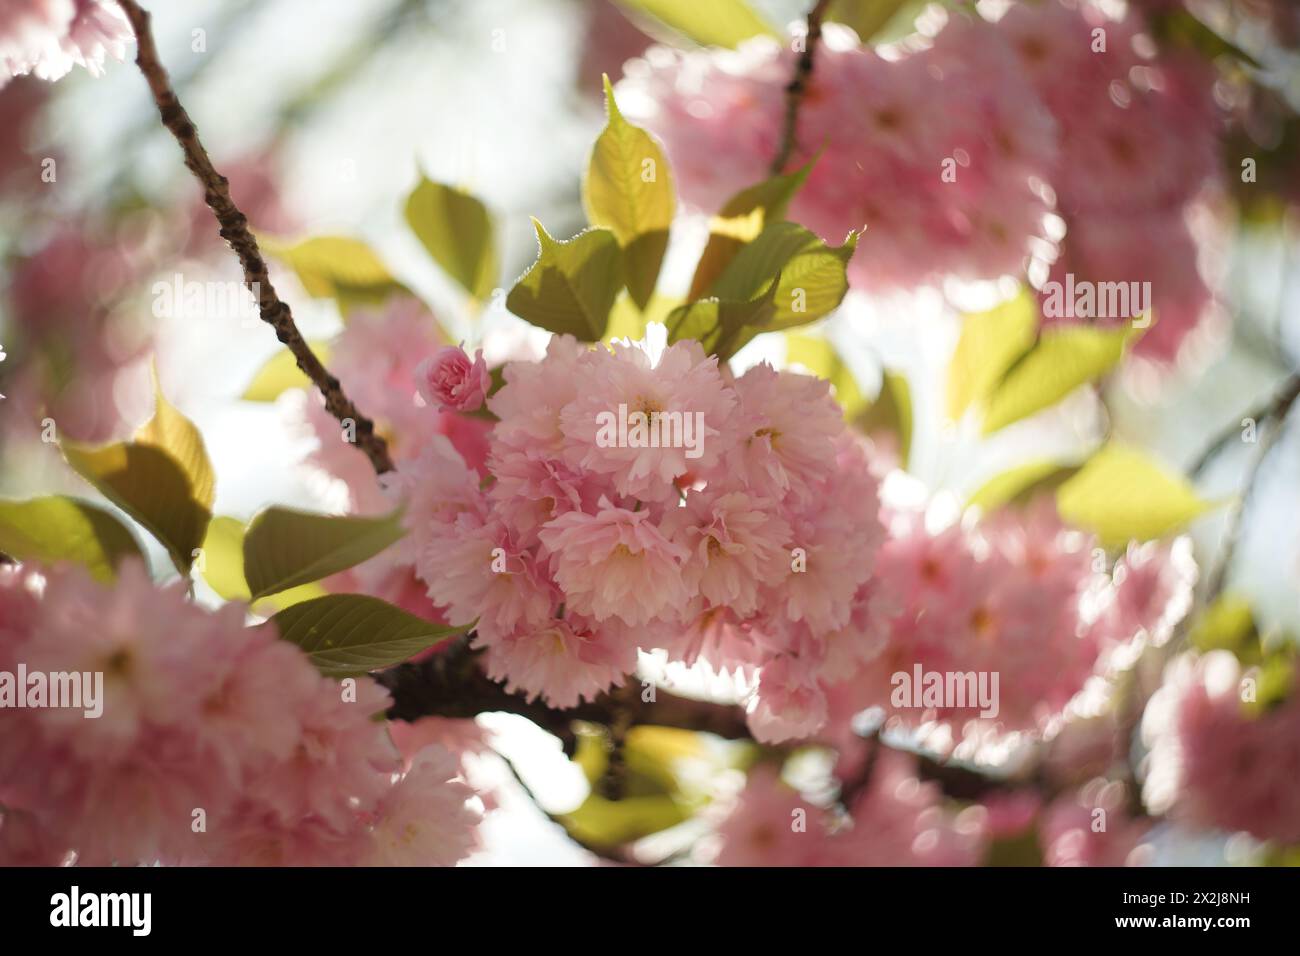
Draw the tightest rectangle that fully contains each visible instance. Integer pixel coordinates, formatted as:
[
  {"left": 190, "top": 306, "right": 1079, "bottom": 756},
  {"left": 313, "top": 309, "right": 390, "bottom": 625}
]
[
  {"left": 561, "top": 793, "right": 689, "bottom": 848},
  {"left": 827, "top": 0, "right": 924, "bottom": 43},
  {"left": 585, "top": 76, "right": 675, "bottom": 310},
  {"left": 709, "top": 222, "right": 856, "bottom": 340},
  {"left": 241, "top": 341, "right": 334, "bottom": 402},
  {"left": 506, "top": 222, "right": 623, "bottom": 340},
  {"left": 982, "top": 323, "right": 1141, "bottom": 434},
  {"left": 1055, "top": 445, "right": 1217, "bottom": 548},
  {"left": 689, "top": 161, "right": 813, "bottom": 300},
  {"left": 784, "top": 333, "right": 867, "bottom": 420},
  {"left": 62, "top": 444, "right": 209, "bottom": 576},
  {"left": 947, "top": 290, "right": 1038, "bottom": 420},
  {"left": 62, "top": 388, "right": 214, "bottom": 575},
  {"left": 0, "top": 496, "right": 145, "bottom": 582},
  {"left": 263, "top": 235, "right": 405, "bottom": 310},
  {"left": 243, "top": 506, "right": 407, "bottom": 601},
  {"left": 611, "top": 0, "right": 779, "bottom": 48},
  {"left": 967, "top": 460, "right": 1080, "bottom": 512},
  {"left": 267, "top": 593, "right": 470, "bottom": 677},
  {"left": 664, "top": 280, "right": 778, "bottom": 360},
  {"left": 404, "top": 177, "right": 498, "bottom": 303},
  {"left": 137, "top": 385, "right": 216, "bottom": 515}
]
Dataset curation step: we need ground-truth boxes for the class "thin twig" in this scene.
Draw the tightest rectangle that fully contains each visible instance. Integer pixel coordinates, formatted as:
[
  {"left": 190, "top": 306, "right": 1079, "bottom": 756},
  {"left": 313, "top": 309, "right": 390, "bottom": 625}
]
[
  {"left": 116, "top": 0, "right": 394, "bottom": 474},
  {"left": 771, "top": 0, "right": 833, "bottom": 175},
  {"left": 1186, "top": 373, "right": 1300, "bottom": 481},
  {"left": 1203, "top": 377, "right": 1300, "bottom": 602}
]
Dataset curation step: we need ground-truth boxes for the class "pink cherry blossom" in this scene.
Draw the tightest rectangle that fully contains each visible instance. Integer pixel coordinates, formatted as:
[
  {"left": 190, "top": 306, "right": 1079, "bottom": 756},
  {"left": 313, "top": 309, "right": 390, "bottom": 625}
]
[{"left": 417, "top": 345, "right": 491, "bottom": 413}]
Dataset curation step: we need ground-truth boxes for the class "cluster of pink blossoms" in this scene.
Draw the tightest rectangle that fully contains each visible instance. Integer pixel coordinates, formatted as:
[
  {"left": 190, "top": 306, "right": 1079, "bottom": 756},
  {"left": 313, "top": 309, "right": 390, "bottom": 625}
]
[
  {"left": 713, "top": 755, "right": 986, "bottom": 866},
  {"left": 1142, "top": 650, "right": 1300, "bottom": 845},
  {"left": 0, "top": 0, "right": 131, "bottom": 87},
  {"left": 621, "top": 0, "right": 1222, "bottom": 361},
  {"left": 834, "top": 501, "right": 1196, "bottom": 745},
  {"left": 395, "top": 333, "right": 888, "bottom": 731},
  {"left": 0, "top": 561, "right": 481, "bottom": 866}
]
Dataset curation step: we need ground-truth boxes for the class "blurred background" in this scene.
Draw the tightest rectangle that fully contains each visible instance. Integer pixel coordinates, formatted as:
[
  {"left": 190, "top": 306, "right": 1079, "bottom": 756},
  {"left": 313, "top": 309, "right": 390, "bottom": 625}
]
[{"left": 1, "top": 0, "right": 1298, "bottom": 864}]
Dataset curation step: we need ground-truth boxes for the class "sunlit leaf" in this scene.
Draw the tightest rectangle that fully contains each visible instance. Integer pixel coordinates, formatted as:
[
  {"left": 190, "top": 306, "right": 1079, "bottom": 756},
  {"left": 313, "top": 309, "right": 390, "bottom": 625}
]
[
  {"left": 0, "top": 496, "right": 144, "bottom": 582},
  {"left": 585, "top": 76, "right": 675, "bottom": 310},
  {"left": 1055, "top": 445, "right": 1217, "bottom": 548},
  {"left": 947, "top": 290, "right": 1038, "bottom": 421},
  {"left": 404, "top": 177, "right": 498, "bottom": 302},
  {"left": 506, "top": 222, "right": 623, "bottom": 340},
  {"left": 611, "top": 0, "right": 779, "bottom": 48},
  {"left": 241, "top": 341, "right": 334, "bottom": 402},
  {"left": 689, "top": 161, "right": 813, "bottom": 299},
  {"left": 263, "top": 235, "right": 405, "bottom": 310},
  {"left": 968, "top": 460, "right": 1080, "bottom": 512},
  {"left": 859, "top": 369, "right": 912, "bottom": 467},
  {"left": 197, "top": 515, "right": 327, "bottom": 612},
  {"left": 981, "top": 323, "right": 1141, "bottom": 434}
]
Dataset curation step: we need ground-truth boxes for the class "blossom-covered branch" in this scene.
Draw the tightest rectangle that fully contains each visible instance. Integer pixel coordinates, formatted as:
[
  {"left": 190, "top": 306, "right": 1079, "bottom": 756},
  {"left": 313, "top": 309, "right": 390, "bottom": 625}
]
[{"left": 115, "top": 0, "right": 394, "bottom": 474}]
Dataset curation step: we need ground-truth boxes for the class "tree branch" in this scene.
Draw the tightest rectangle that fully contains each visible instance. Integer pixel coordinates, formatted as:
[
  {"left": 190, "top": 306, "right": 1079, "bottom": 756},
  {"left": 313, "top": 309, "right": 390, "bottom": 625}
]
[
  {"left": 771, "top": 0, "right": 833, "bottom": 175},
  {"left": 116, "top": 0, "right": 394, "bottom": 475},
  {"left": 1202, "top": 373, "right": 1300, "bottom": 602},
  {"left": 1186, "top": 372, "right": 1300, "bottom": 481}
]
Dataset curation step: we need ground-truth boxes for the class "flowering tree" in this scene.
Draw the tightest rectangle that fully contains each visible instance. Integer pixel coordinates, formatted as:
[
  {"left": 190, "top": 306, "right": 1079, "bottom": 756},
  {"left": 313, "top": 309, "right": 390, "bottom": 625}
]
[{"left": 0, "top": 0, "right": 1298, "bottom": 868}]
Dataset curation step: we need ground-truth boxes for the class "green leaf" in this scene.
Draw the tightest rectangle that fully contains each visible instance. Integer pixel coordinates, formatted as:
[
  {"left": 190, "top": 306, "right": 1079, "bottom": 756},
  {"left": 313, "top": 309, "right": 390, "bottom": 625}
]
[
  {"left": 404, "top": 177, "right": 498, "bottom": 303},
  {"left": 197, "top": 515, "right": 328, "bottom": 611},
  {"left": 947, "top": 290, "right": 1038, "bottom": 420},
  {"left": 242, "top": 506, "right": 407, "bottom": 601},
  {"left": 561, "top": 793, "right": 689, "bottom": 847},
  {"left": 981, "top": 323, "right": 1141, "bottom": 434},
  {"left": 585, "top": 76, "right": 675, "bottom": 310},
  {"left": 664, "top": 280, "right": 779, "bottom": 360},
  {"left": 1055, "top": 445, "right": 1218, "bottom": 548},
  {"left": 263, "top": 235, "right": 405, "bottom": 310},
  {"left": 708, "top": 222, "right": 856, "bottom": 340},
  {"left": 968, "top": 460, "right": 1081, "bottom": 512},
  {"left": 1190, "top": 594, "right": 1257, "bottom": 658},
  {"left": 784, "top": 333, "right": 867, "bottom": 420},
  {"left": 859, "top": 369, "right": 912, "bottom": 467},
  {"left": 506, "top": 222, "right": 624, "bottom": 340},
  {"left": 0, "top": 496, "right": 145, "bottom": 582},
  {"left": 241, "top": 341, "right": 333, "bottom": 402},
  {"left": 610, "top": 0, "right": 779, "bottom": 48},
  {"left": 827, "top": 0, "right": 926, "bottom": 43},
  {"left": 137, "top": 385, "right": 216, "bottom": 515},
  {"left": 62, "top": 388, "right": 215, "bottom": 575},
  {"left": 267, "top": 593, "right": 470, "bottom": 677},
  {"left": 689, "top": 161, "right": 813, "bottom": 300}
]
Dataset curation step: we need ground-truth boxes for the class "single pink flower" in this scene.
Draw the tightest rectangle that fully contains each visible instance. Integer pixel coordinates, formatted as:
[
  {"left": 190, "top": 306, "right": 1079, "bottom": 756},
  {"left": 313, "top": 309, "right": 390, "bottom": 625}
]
[{"left": 417, "top": 345, "right": 491, "bottom": 412}]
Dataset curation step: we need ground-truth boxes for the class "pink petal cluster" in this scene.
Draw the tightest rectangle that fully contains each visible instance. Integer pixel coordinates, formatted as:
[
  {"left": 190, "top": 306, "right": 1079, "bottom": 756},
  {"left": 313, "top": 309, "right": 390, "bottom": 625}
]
[
  {"left": 1142, "top": 650, "right": 1300, "bottom": 845},
  {"left": 621, "top": 0, "right": 1222, "bottom": 361},
  {"left": 1039, "top": 778, "right": 1154, "bottom": 867},
  {"left": 1, "top": 0, "right": 131, "bottom": 87},
  {"left": 0, "top": 561, "right": 480, "bottom": 866},
  {"left": 713, "top": 754, "right": 986, "bottom": 866},
  {"left": 836, "top": 499, "right": 1196, "bottom": 743},
  {"left": 400, "top": 333, "right": 888, "bottom": 725}
]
